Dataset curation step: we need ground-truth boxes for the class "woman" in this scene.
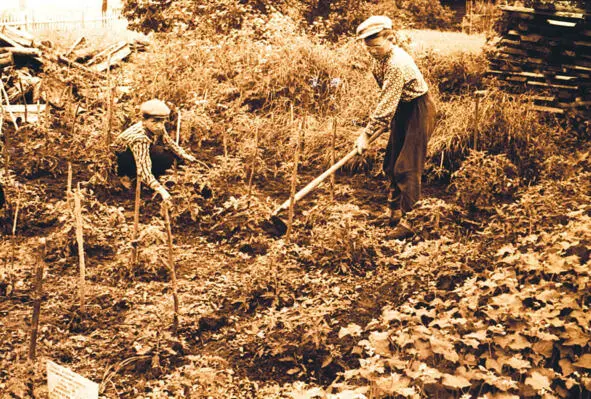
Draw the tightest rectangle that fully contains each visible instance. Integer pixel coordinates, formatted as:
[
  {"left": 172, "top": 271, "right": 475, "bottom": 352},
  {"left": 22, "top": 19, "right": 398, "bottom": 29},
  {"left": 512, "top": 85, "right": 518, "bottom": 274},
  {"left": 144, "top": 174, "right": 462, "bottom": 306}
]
[
  {"left": 112, "top": 99, "right": 197, "bottom": 204},
  {"left": 355, "top": 16, "right": 437, "bottom": 240}
]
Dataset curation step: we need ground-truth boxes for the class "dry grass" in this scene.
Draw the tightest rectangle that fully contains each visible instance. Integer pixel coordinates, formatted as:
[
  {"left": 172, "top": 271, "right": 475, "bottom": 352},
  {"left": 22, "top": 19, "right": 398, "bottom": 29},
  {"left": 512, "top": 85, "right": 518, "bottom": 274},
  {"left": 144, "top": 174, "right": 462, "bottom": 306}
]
[
  {"left": 33, "top": 22, "right": 146, "bottom": 53},
  {"left": 402, "top": 29, "right": 486, "bottom": 56}
]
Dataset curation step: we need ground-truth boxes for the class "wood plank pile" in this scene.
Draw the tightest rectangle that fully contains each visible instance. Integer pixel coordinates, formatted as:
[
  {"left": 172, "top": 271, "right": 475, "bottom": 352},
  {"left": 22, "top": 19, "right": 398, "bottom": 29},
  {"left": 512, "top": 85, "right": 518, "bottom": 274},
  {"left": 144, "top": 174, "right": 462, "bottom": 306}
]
[
  {"left": 488, "top": 5, "right": 590, "bottom": 118},
  {"left": 0, "top": 25, "right": 148, "bottom": 125}
]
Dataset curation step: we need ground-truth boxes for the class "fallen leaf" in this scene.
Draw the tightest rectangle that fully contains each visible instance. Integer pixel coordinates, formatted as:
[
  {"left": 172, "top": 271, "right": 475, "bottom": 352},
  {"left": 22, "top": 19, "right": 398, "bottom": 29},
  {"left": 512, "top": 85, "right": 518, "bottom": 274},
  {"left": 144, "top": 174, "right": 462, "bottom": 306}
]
[
  {"left": 497, "top": 244, "right": 516, "bottom": 257},
  {"left": 441, "top": 373, "right": 471, "bottom": 389},
  {"left": 532, "top": 340, "right": 554, "bottom": 358},
  {"left": 288, "top": 387, "right": 324, "bottom": 399},
  {"left": 334, "top": 389, "right": 368, "bottom": 399},
  {"left": 562, "top": 324, "right": 590, "bottom": 346},
  {"left": 430, "top": 335, "right": 459, "bottom": 362},
  {"left": 369, "top": 331, "right": 391, "bottom": 357},
  {"left": 482, "top": 394, "right": 519, "bottom": 399},
  {"left": 373, "top": 373, "right": 410, "bottom": 396},
  {"left": 382, "top": 308, "right": 404, "bottom": 323},
  {"left": 505, "top": 356, "right": 531, "bottom": 372},
  {"left": 339, "top": 323, "right": 363, "bottom": 338},
  {"left": 573, "top": 354, "right": 591, "bottom": 369},
  {"left": 559, "top": 358, "right": 575, "bottom": 376},
  {"left": 525, "top": 371, "right": 550, "bottom": 392}
]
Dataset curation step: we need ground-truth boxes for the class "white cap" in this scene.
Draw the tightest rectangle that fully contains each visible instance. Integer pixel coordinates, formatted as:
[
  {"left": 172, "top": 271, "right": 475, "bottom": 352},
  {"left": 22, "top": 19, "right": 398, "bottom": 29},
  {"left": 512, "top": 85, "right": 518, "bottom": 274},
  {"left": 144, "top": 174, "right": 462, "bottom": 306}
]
[
  {"left": 356, "top": 16, "right": 393, "bottom": 40},
  {"left": 140, "top": 99, "right": 170, "bottom": 118}
]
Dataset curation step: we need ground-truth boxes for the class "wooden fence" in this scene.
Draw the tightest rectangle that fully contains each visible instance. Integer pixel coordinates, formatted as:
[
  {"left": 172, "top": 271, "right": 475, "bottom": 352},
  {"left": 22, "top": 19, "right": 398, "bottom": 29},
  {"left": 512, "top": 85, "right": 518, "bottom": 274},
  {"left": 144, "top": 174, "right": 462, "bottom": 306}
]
[{"left": 0, "top": 10, "right": 126, "bottom": 31}]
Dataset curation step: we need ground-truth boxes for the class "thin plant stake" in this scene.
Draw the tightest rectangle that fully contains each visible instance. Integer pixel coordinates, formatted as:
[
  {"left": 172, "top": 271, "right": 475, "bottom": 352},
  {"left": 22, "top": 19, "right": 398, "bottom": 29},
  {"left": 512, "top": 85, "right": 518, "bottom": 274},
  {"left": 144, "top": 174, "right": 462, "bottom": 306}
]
[
  {"left": 105, "top": 54, "right": 114, "bottom": 148},
  {"left": 330, "top": 118, "right": 336, "bottom": 202},
  {"left": 0, "top": 79, "right": 19, "bottom": 129},
  {"left": 12, "top": 197, "right": 19, "bottom": 236},
  {"left": 74, "top": 183, "right": 86, "bottom": 312},
  {"left": 163, "top": 205, "right": 179, "bottom": 335},
  {"left": 67, "top": 162, "right": 73, "bottom": 198},
  {"left": 246, "top": 124, "right": 259, "bottom": 206},
  {"left": 286, "top": 118, "right": 303, "bottom": 242},
  {"left": 175, "top": 109, "right": 181, "bottom": 145},
  {"left": 71, "top": 103, "right": 80, "bottom": 136},
  {"left": 18, "top": 78, "right": 27, "bottom": 124},
  {"left": 1, "top": 109, "right": 6, "bottom": 181},
  {"left": 66, "top": 162, "right": 73, "bottom": 201},
  {"left": 130, "top": 177, "right": 141, "bottom": 267},
  {"left": 28, "top": 238, "right": 46, "bottom": 362},
  {"left": 9, "top": 190, "right": 20, "bottom": 292},
  {"left": 222, "top": 129, "right": 228, "bottom": 159}
]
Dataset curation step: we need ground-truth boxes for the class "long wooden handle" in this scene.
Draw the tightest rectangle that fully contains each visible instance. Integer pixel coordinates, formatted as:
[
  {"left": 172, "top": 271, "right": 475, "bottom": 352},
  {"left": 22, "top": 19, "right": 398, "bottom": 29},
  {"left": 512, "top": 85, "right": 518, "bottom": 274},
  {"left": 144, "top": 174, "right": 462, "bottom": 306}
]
[{"left": 272, "top": 128, "right": 384, "bottom": 216}]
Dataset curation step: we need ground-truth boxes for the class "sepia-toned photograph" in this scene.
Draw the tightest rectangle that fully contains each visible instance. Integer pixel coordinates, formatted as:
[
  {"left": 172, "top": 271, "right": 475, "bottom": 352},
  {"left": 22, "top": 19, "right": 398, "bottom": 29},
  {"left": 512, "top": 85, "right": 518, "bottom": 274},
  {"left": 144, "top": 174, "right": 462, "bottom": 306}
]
[{"left": 0, "top": 0, "right": 589, "bottom": 398}]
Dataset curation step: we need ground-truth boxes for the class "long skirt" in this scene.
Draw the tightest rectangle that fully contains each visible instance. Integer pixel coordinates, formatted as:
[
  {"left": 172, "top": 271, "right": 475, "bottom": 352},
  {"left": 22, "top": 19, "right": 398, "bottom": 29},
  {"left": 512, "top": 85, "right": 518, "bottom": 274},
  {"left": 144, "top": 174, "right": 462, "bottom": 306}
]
[
  {"left": 116, "top": 144, "right": 181, "bottom": 179},
  {"left": 382, "top": 91, "right": 437, "bottom": 214}
]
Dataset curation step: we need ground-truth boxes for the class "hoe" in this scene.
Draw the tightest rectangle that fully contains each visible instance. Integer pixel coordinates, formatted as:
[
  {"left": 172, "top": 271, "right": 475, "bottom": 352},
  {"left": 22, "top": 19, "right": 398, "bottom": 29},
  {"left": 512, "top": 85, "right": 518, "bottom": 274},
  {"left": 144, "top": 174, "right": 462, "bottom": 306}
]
[{"left": 265, "top": 128, "right": 385, "bottom": 236}]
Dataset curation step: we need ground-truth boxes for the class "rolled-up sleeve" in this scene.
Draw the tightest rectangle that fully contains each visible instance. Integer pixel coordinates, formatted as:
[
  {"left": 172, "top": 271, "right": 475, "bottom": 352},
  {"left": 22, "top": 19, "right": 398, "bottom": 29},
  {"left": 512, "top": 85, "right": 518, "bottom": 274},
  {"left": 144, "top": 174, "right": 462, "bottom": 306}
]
[
  {"left": 364, "top": 65, "right": 404, "bottom": 137},
  {"left": 162, "top": 133, "right": 194, "bottom": 161}
]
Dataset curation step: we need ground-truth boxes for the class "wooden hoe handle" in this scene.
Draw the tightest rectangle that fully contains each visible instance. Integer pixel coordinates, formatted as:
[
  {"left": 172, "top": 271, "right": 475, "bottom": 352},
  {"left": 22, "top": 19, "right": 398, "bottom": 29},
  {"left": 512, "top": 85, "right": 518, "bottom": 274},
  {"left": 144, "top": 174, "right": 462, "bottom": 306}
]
[{"left": 272, "top": 128, "right": 385, "bottom": 216}]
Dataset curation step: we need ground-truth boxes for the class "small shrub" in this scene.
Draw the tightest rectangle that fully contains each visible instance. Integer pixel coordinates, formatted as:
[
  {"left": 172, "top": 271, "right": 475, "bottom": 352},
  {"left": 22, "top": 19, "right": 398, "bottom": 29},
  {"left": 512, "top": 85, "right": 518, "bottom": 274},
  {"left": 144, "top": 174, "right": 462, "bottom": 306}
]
[
  {"left": 451, "top": 150, "right": 520, "bottom": 211},
  {"left": 370, "top": 0, "right": 456, "bottom": 30},
  {"left": 47, "top": 188, "right": 127, "bottom": 261},
  {"left": 405, "top": 197, "right": 468, "bottom": 240},
  {"left": 0, "top": 173, "right": 54, "bottom": 235},
  {"left": 294, "top": 203, "right": 381, "bottom": 275}
]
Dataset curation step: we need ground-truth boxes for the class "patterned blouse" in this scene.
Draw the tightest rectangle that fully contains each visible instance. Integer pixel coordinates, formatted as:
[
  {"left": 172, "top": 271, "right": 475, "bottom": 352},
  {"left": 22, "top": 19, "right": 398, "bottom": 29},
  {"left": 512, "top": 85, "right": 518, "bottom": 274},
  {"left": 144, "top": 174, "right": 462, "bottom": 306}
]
[
  {"left": 364, "top": 46, "right": 429, "bottom": 137},
  {"left": 112, "top": 122, "right": 193, "bottom": 192}
]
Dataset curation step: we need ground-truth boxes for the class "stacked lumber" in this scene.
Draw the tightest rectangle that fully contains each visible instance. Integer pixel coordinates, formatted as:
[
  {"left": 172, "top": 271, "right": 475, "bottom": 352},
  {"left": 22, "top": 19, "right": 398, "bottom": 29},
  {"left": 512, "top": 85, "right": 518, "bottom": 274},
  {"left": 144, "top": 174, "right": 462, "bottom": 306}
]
[{"left": 489, "top": 5, "right": 590, "bottom": 117}]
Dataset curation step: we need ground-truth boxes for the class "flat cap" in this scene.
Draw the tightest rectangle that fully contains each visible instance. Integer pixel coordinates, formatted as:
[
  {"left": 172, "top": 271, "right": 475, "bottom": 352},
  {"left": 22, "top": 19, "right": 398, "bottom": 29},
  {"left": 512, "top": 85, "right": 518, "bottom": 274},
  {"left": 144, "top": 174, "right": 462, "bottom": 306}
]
[
  {"left": 356, "top": 16, "right": 393, "bottom": 40},
  {"left": 140, "top": 99, "right": 170, "bottom": 118}
]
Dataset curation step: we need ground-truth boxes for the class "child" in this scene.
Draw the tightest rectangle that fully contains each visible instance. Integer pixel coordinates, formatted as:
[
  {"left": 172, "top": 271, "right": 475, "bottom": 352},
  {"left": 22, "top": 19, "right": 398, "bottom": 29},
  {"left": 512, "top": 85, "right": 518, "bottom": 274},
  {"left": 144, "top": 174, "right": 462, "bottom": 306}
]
[
  {"left": 112, "top": 99, "right": 196, "bottom": 203},
  {"left": 355, "top": 16, "right": 437, "bottom": 239}
]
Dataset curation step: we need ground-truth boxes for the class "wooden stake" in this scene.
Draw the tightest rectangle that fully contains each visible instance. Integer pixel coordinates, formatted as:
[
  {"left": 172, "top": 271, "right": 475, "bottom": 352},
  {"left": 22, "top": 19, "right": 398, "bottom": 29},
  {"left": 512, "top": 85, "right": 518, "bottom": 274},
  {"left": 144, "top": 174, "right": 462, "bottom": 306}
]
[
  {"left": 74, "top": 184, "right": 86, "bottom": 312},
  {"left": 175, "top": 109, "right": 181, "bottom": 145},
  {"left": 473, "top": 95, "right": 480, "bottom": 150},
  {"left": 65, "top": 36, "right": 85, "bottom": 57},
  {"left": 330, "top": 118, "right": 337, "bottom": 203},
  {"left": 28, "top": 238, "right": 46, "bottom": 362},
  {"left": 286, "top": 118, "right": 303, "bottom": 242},
  {"left": 1, "top": 108, "right": 7, "bottom": 183},
  {"left": 246, "top": 124, "right": 259, "bottom": 206},
  {"left": 66, "top": 162, "right": 72, "bottom": 198},
  {"left": 130, "top": 177, "right": 141, "bottom": 267},
  {"left": 222, "top": 129, "right": 228, "bottom": 159},
  {"left": 0, "top": 79, "right": 19, "bottom": 130},
  {"left": 12, "top": 197, "right": 19, "bottom": 236},
  {"left": 71, "top": 103, "right": 80, "bottom": 136},
  {"left": 474, "top": 91, "right": 487, "bottom": 150},
  {"left": 105, "top": 54, "right": 114, "bottom": 148},
  {"left": 163, "top": 205, "right": 179, "bottom": 335},
  {"left": 18, "top": 78, "right": 27, "bottom": 124}
]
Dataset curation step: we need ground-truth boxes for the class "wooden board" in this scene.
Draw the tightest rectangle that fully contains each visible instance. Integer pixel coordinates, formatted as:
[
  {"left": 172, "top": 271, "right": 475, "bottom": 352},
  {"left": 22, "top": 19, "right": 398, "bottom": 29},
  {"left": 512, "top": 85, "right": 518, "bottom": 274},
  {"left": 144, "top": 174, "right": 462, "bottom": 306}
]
[
  {"left": 500, "top": 5, "right": 588, "bottom": 21},
  {"left": 92, "top": 44, "right": 132, "bottom": 72}
]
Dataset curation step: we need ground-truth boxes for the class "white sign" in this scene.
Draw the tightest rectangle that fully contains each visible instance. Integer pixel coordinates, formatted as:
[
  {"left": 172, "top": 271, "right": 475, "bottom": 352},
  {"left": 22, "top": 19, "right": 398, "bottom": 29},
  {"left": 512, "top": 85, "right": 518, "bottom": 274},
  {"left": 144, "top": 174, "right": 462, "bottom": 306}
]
[{"left": 47, "top": 360, "right": 99, "bottom": 399}]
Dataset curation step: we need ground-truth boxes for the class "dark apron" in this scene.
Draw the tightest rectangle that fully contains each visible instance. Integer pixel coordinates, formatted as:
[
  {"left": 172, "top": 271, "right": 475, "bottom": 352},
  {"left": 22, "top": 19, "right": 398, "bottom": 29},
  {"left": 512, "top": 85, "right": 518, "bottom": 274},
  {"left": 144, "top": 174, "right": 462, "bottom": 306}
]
[
  {"left": 116, "top": 144, "right": 181, "bottom": 179},
  {"left": 383, "top": 91, "right": 437, "bottom": 214}
]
